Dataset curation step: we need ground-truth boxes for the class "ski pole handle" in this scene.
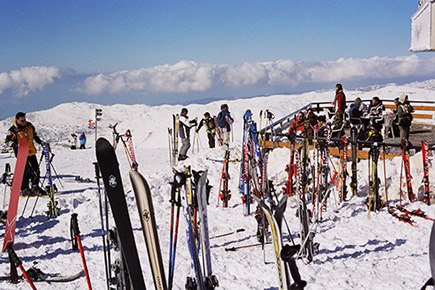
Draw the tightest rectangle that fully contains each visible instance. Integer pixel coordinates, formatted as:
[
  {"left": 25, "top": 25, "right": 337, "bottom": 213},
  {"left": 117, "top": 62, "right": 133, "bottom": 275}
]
[
  {"left": 70, "top": 213, "right": 80, "bottom": 251},
  {"left": 93, "top": 162, "right": 101, "bottom": 179}
]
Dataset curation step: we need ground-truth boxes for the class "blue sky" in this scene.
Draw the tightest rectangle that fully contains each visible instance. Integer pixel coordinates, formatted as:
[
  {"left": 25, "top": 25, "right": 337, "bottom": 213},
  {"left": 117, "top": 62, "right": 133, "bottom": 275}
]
[{"left": 0, "top": 1, "right": 434, "bottom": 120}]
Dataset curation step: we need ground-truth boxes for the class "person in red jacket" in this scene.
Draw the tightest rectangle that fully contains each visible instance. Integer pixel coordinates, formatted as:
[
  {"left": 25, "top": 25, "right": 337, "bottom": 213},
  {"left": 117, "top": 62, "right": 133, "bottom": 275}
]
[
  {"left": 331, "top": 83, "right": 346, "bottom": 114},
  {"left": 288, "top": 112, "right": 306, "bottom": 137}
]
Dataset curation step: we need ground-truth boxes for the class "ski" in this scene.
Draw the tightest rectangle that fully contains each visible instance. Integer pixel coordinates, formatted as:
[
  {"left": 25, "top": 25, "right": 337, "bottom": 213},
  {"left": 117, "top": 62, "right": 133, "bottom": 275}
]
[
  {"left": 0, "top": 267, "right": 84, "bottom": 283},
  {"left": 2, "top": 138, "right": 29, "bottom": 252},
  {"left": 422, "top": 141, "right": 430, "bottom": 205},
  {"left": 130, "top": 170, "right": 167, "bottom": 290},
  {"left": 350, "top": 127, "right": 358, "bottom": 196},
  {"left": 182, "top": 166, "right": 204, "bottom": 290},
  {"left": 196, "top": 170, "right": 219, "bottom": 290},
  {"left": 95, "top": 137, "right": 147, "bottom": 290},
  {"left": 387, "top": 207, "right": 416, "bottom": 227},
  {"left": 254, "top": 195, "right": 289, "bottom": 290},
  {"left": 396, "top": 205, "right": 434, "bottom": 221},
  {"left": 218, "top": 151, "right": 231, "bottom": 208},
  {"left": 400, "top": 139, "right": 415, "bottom": 202}
]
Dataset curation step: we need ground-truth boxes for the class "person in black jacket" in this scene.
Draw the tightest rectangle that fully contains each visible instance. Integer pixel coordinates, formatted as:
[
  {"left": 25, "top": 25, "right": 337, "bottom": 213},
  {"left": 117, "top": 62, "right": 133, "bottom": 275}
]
[
  {"left": 5, "top": 112, "right": 46, "bottom": 196},
  {"left": 178, "top": 108, "right": 197, "bottom": 161},
  {"left": 197, "top": 112, "right": 216, "bottom": 148},
  {"left": 362, "top": 122, "right": 383, "bottom": 147}
]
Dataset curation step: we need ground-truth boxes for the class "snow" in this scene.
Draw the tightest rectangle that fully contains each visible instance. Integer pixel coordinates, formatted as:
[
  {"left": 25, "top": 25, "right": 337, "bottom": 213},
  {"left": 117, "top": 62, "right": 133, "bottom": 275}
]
[{"left": 0, "top": 80, "right": 434, "bottom": 289}]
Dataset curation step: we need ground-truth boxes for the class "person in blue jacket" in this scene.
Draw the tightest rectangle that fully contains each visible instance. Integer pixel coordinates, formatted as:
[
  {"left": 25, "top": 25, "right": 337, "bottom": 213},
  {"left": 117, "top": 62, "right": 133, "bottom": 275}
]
[{"left": 79, "top": 133, "right": 86, "bottom": 149}]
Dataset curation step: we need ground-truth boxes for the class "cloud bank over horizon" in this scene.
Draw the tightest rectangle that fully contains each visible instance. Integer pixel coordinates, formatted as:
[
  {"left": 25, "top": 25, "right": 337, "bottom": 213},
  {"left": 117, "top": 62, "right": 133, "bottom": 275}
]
[
  {"left": 0, "top": 56, "right": 434, "bottom": 100},
  {"left": 78, "top": 55, "right": 435, "bottom": 96}
]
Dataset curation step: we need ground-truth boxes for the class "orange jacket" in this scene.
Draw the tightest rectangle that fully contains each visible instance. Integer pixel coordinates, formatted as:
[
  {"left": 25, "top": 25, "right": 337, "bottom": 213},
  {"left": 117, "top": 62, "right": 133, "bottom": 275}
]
[{"left": 5, "top": 120, "right": 42, "bottom": 157}]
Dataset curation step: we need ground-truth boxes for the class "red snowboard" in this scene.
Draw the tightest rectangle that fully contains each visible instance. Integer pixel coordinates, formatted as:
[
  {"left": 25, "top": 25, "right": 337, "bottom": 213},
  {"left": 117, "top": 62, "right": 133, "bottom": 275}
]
[{"left": 2, "top": 138, "right": 29, "bottom": 252}]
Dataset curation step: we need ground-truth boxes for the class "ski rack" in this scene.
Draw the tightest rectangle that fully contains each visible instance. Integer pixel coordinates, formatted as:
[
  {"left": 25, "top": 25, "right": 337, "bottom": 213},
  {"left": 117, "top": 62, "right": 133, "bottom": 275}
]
[
  {"left": 261, "top": 134, "right": 433, "bottom": 160},
  {"left": 259, "top": 99, "right": 435, "bottom": 137}
]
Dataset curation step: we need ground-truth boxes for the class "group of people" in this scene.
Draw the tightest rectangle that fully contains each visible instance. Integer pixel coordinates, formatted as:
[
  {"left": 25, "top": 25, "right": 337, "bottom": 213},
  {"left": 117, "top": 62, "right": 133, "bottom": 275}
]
[
  {"left": 71, "top": 132, "right": 87, "bottom": 150},
  {"left": 289, "top": 83, "right": 415, "bottom": 146},
  {"left": 177, "top": 104, "right": 234, "bottom": 161}
]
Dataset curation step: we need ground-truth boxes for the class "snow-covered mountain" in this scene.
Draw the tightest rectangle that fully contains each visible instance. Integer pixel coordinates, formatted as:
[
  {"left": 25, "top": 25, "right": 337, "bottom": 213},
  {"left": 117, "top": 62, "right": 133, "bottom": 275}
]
[{"left": 0, "top": 79, "right": 434, "bottom": 289}]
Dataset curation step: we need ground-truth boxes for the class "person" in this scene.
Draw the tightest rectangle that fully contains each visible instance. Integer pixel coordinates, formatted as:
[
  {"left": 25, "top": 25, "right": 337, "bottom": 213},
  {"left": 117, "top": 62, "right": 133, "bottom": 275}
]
[
  {"left": 79, "top": 132, "right": 86, "bottom": 149},
  {"left": 367, "top": 96, "right": 385, "bottom": 117},
  {"left": 178, "top": 108, "right": 197, "bottom": 160},
  {"left": 331, "top": 83, "right": 346, "bottom": 114},
  {"left": 349, "top": 98, "right": 366, "bottom": 123},
  {"left": 197, "top": 112, "right": 216, "bottom": 148},
  {"left": 216, "top": 104, "right": 234, "bottom": 152},
  {"left": 396, "top": 94, "right": 414, "bottom": 140},
  {"left": 288, "top": 112, "right": 306, "bottom": 137},
  {"left": 70, "top": 133, "right": 77, "bottom": 150},
  {"left": 362, "top": 122, "right": 383, "bottom": 147},
  {"left": 5, "top": 112, "right": 46, "bottom": 196},
  {"left": 315, "top": 115, "right": 327, "bottom": 147},
  {"left": 331, "top": 111, "right": 345, "bottom": 138}
]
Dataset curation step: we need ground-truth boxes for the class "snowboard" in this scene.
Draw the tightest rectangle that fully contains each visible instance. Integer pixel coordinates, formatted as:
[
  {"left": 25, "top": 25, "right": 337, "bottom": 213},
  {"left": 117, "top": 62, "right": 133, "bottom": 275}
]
[
  {"left": 95, "top": 137, "right": 146, "bottom": 290},
  {"left": 2, "top": 138, "right": 29, "bottom": 252}
]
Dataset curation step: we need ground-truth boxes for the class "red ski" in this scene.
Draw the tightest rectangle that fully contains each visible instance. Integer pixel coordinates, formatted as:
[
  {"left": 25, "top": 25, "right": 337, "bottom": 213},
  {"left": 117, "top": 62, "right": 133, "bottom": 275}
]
[{"left": 2, "top": 138, "right": 29, "bottom": 252}]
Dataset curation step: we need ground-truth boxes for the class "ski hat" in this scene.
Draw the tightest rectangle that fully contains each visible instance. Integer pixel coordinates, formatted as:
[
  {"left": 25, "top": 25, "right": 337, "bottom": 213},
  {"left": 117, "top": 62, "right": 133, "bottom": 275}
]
[
  {"left": 354, "top": 98, "right": 362, "bottom": 105},
  {"left": 204, "top": 112, "right": 210, "bottom": 117},
  {"left": 399, "top": 94, "right": 408, "bottom": 103}
]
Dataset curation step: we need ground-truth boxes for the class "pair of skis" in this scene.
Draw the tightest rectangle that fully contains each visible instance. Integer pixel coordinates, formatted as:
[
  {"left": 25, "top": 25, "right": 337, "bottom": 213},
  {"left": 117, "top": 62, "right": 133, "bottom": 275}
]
[
  {"left": 217, "top": 151, "right": 231, "bottom": 208},
  {"left": 96, "top": 137, "right": 167, "bottom": 290},
  {"left": 175, "top": 167, "right": 218, "bottom": 290},
  {"left": 254, "top": 195, "right": 307, "bottom": 290}
]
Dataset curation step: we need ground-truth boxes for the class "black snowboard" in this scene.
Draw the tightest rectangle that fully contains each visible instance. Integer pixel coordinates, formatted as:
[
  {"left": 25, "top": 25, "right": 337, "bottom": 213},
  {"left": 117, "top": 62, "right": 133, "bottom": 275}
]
[{"left": 96, "top": 137, "right": 147, "bottom": 290}]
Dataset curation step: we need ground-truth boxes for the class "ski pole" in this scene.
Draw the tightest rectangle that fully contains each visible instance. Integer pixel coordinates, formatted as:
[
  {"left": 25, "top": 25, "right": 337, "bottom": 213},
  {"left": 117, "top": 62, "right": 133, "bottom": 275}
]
[
  {"left": 7, "top": 245, "right": 37, "bottom": 289},
  {"left": 210, "top": 228, "right": 245, "bottom": 239},
  {"left": 225, "top": 242, "right": 271, "bottom": 251},
  {"left": 71, "top": 213, "right": 93, "bottom": 290},
  {"left": 94, "top": 162, "right": 111, "bottom": 290}
]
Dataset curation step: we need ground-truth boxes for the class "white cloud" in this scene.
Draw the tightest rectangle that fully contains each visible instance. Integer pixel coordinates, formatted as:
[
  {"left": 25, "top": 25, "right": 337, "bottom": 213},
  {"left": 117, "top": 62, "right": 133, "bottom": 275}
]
[
  {"left": 79, "top": 55, "right": 435, "bottom": 96},
  {"left": 0, "top": 66, "right": 65, "bottom": 98}
]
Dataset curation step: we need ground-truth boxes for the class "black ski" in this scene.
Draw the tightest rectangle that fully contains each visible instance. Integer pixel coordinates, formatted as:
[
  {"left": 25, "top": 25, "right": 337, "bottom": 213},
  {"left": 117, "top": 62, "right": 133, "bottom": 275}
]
[
  {"left": 96, "top": 137, "right": 146, "bottom": 290},
  {"left": 0, "top": 267, "right": 84, "bottom": 283}
]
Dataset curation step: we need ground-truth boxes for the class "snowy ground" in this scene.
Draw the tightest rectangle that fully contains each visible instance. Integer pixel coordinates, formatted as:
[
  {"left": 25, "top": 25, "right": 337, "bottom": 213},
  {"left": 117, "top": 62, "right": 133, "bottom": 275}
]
[{"left": 0, "top": 80, "right": 434, "bottom": 289}]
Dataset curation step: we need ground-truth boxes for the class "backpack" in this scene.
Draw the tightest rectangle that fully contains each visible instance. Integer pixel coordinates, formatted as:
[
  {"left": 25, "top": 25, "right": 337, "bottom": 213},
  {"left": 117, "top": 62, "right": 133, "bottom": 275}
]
[{"left": 216, "top": 112, "right": 227, "bottom": 128}]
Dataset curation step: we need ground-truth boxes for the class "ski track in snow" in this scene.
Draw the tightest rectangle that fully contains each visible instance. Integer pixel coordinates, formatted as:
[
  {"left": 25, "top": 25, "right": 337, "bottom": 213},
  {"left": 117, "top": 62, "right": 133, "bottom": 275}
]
[{"left": 0, "top": 80, "right": 434, "bottom": 289}]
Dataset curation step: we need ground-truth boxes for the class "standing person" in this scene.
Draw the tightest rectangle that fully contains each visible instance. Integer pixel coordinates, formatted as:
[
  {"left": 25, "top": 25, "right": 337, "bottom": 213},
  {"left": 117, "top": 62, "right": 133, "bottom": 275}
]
[
  {"left": 5, "top": 112, "right": 46, "bottom": 196},
  {"left": 216, "top": 104, "right": 234, "bottom": 152},
  {"left": 396, "top": 94, "right": 414, "bottom": 140},
  {"left": 79, "top": 132, "right": 86, "bottom": 149},
  {"left": 331, "top": 83, "right": 346, "bottom": 114},
  {"left": 288, "top": 112, "right": 306, "bottom": 137},
  {"left": 70, "top": 133, "right": 77, "bottom": 150},
  {"left": 197, "top": 112, "right": 216, "bottom": 148},
  {"left": 178, "top": 108, "right": 197, "bottom": 160}
]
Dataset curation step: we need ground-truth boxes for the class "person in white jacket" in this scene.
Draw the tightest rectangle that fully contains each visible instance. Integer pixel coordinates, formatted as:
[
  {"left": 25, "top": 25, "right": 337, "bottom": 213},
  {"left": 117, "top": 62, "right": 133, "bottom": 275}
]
[{"left": 178, "top": 108, "right": 197, "bottom": 161}]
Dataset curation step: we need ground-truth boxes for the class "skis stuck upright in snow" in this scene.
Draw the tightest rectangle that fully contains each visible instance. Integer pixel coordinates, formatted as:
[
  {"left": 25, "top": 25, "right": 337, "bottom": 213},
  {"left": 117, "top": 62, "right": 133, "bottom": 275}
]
[
  {"left": 169, "top": 166, "right": 218, "bottom": 290},
  {"left": 96, "top": 137, "right": 147, "bottom": 290}
]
